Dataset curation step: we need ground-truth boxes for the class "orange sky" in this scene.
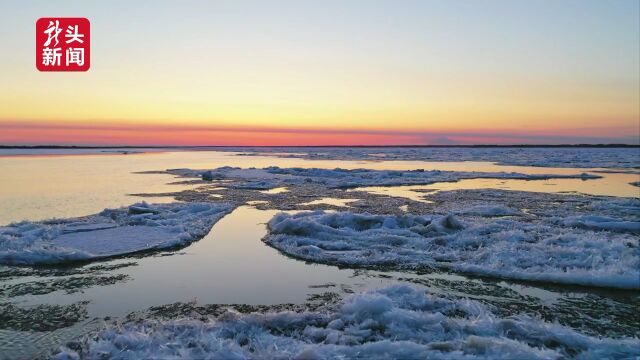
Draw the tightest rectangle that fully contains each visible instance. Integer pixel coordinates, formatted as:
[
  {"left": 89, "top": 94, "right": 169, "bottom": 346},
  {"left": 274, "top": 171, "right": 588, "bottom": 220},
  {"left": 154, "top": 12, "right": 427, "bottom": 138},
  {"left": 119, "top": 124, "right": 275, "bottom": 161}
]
[
  {"left": 1, "top": 121, "right": 637, "bottom": 146},
  {"left": 0, "top": 1, "right": 638, "bottom": 145}
]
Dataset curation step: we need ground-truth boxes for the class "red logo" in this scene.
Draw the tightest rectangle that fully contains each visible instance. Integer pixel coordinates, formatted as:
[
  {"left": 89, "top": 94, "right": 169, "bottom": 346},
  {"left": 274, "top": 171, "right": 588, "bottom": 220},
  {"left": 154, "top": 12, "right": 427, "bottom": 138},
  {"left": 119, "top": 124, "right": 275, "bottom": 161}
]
[{"left": 36, "top": 18, "right": 90, "bottom": 72}]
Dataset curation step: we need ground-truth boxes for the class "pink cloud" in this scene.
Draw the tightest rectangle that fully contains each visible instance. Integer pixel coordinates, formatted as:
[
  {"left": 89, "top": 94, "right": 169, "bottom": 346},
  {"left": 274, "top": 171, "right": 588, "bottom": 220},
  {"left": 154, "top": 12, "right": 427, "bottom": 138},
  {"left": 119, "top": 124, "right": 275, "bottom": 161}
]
[{"left": 0, "top": 121, "right": 637, "bottom": 146}]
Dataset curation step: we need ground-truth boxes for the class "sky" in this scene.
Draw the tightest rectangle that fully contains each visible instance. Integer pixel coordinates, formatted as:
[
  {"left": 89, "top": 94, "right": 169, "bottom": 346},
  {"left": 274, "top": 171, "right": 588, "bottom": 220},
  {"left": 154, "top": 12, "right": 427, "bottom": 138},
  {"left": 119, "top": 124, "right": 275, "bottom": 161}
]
[{"left": 0, "top": 0, "right": 638, "bottom": 146}]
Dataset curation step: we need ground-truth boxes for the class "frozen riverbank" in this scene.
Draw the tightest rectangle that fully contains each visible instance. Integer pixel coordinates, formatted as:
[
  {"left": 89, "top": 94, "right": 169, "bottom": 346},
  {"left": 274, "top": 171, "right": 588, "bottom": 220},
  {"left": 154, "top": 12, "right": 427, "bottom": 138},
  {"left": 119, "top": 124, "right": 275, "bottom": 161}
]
[{"left": 0, "top": 202, "right": 235, "bottom": 265}]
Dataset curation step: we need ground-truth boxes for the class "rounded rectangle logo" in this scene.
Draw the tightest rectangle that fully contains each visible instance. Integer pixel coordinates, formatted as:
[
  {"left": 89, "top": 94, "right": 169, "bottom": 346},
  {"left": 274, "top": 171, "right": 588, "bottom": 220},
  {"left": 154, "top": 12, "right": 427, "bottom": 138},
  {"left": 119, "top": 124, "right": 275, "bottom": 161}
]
[{"left": 36, "top": 17, "right": 90, "bottom": 72}]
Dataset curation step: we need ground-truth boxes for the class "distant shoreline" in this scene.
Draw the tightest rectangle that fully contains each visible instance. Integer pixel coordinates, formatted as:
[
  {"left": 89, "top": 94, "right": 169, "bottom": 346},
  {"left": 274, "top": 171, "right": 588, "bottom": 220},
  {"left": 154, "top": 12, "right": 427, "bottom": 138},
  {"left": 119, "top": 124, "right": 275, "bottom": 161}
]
[{"left": 1, "top": 144, "right": 638, "bottom": 149}]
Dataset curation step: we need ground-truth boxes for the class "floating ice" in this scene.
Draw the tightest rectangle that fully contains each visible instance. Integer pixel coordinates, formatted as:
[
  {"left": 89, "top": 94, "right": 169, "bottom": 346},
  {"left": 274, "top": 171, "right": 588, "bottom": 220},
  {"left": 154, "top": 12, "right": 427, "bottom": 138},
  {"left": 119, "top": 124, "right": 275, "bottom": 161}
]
[
  {"left": 560, "top": 215, "right": 640, "bottom": 233},
  {"left": 583, "top": 197, "right": 640, "bottom": 217},
  {"left": 170, "top": 166, "right": 600, "bottom": 190},
  {"left": 54, "top": 285, "right": 640, "bottom": 359},
  {"left": 265, "top": 210, "right": 640, "bottom": 289},
  {"left": 0, "top": 202, "right": 235, "bottom": 265},
  {"left": 456, "top": 205, "right": 521, "bottom": 217},
  {"left": 201, "top": 170, "right": 214, "bottom": 181},
  {"left": 264, "top": 167, "right": 600, "bottom": 188},
  {"left": 222, "top": 146, "right": 640, "bottom": 169}
]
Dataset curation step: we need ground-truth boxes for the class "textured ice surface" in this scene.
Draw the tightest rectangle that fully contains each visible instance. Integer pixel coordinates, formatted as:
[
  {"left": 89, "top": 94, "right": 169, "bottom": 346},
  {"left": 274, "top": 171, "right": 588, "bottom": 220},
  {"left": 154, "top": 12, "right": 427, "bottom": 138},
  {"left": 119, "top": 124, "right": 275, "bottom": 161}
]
[
  {"left": 54, "top": 285, "right": 640, "bottom": 359},
  {"left": 172, "top": 166, "right": 600, "bottom": 189},
  {"left": 455, "top": 205, "right": 521, "bottom": 217},
  {"left": 560, "top": 215, "right": 640, "bottom": 233},
  {"left": 265, "top": 204, "right": 640, "bottom": 289},
  {"left": 224, "top": 146, "right": 640, "bottom": 169},
  {"left": 0, "top": 202, "right": 234, "bottom": 265}
]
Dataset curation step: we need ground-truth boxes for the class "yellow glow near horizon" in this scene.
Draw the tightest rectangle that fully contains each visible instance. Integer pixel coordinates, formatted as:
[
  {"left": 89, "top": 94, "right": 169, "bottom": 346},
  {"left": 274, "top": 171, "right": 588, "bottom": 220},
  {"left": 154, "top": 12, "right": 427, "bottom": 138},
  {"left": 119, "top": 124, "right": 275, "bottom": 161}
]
[
  {"left": 3, "top": 61, "right": 637, "bottom": 129},
  {"left": 0, "top": 1, "right": 638, "bottom": 144}
]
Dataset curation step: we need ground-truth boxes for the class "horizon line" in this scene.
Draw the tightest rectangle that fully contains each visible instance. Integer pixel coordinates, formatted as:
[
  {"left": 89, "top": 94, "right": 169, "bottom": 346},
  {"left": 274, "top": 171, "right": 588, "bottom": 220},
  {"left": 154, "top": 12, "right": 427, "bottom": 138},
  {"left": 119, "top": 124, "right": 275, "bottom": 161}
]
[
  {"left": 2, "top": 144, "right": 639, "bottom": 148},
  {"left": 1, "top": 121, "right": 638, "bottom": 146}
]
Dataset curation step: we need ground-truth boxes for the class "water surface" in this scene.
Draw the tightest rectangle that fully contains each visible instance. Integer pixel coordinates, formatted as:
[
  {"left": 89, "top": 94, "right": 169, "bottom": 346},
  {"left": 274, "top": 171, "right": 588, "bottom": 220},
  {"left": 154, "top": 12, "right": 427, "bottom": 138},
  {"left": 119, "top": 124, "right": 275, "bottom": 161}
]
[
  {"left": 0, "top": 149, "right": 638, "bottom": 359},
  {"left": 1, "top": 149, "right": 637, "bottom": 224}
]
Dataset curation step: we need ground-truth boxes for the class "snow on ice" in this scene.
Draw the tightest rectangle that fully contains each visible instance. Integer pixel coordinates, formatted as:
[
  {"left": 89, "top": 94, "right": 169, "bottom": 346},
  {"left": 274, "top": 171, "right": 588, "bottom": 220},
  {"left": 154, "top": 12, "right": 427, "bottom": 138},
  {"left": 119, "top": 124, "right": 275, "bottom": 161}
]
[
  {"left": 265, "top": 206, "right": 640, "bottom": 289},
  {"left": 222, "top": 146, "right": 640, "bottom": 169},
  {"left": 54, "top": 285, "right": 640, "bottom": 359},
  {"left": 0, "top": 202, "right": 235, "bottom": 265},
  {"left": 169, "top": 166, "right": 600, "bottom": 190}
]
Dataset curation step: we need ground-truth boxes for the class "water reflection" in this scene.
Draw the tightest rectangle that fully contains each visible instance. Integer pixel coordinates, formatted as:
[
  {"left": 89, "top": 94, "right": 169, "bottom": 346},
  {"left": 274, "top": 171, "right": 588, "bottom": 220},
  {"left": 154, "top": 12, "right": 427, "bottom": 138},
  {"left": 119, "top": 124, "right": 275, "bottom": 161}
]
[
  {"left": 260, "top": 187, "right": 289, "bottom": 194},
  {"left": 355, "top": 175, "right": 639, "bottom": 201},
  {"left": 2, "top": 205, "right": 638, "bottom": 358},
  {"left": 300, "top": 198, "right": 358, "bottom": 207},
  {"left": 13, "top": 207, "right": 381, "bottom": 317},
  {"left": 0, "top": 150, "right": 637, "bottom": 225},
  {"left": 1, "top": 149, "right": 639, "bottom": 358}
]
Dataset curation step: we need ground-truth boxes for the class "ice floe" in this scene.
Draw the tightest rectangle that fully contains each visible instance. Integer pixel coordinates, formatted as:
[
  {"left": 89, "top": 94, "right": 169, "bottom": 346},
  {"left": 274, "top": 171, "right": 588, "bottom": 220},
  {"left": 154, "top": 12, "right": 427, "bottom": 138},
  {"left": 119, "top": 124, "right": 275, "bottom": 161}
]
[
  {"left": 172, "top": 166, "right": 600, "bottom": 189},
  {"left": 560, "top": 215, "right": 640, "bottom": 233},
  {"left": 265, "top": 210, "right": 640, "bottom": 289},
  {"left": 455, "top": 205, "right": 521, "bottom": 217},
  {"left": 54, "top": 285, "right": 640, "bottom": 359},
  {"left": 222, "top": 146, "right": 640, "bottom": 169},
  {"left": 0, "top": 202, "right": 234, "bottom": 265}
]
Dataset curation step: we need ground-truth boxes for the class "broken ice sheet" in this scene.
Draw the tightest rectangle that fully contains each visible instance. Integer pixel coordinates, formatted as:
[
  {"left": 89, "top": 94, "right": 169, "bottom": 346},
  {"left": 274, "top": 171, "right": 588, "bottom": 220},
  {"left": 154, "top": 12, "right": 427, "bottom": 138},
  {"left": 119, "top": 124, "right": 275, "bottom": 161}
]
[
  {"left": 54, "top": 285, "right": 640, "bottom": 359},
  {"left": 265, "top": 207, "right": 639, "bottom": 289},
  {"left": 216, "top": 146, "right": 640, "bottom": 169},
  {"left": 170, "top": 166, "right": 601, "bottom": 189},
  {"left": 0, "top": 202, "right": 235, "bottom": 265}
]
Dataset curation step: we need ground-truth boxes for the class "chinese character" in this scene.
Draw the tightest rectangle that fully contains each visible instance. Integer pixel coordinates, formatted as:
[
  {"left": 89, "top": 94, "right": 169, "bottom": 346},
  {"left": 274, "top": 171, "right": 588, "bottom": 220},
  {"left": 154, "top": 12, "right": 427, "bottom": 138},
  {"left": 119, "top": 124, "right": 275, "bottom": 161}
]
[
  {"left": 44, "top": 20, "right": 62, "bottom": 47},
  {"left": 66, "top": 48, "right": 84, "bottom": 66},
  {"left": 65, "top": 25, "right": 84, "bottom": 44},
  {"left": 42, "top": 48, "right": 61, "bottom": 66},
  {"left": 37, "top": 17, "right": 90, "bottom": 71}
]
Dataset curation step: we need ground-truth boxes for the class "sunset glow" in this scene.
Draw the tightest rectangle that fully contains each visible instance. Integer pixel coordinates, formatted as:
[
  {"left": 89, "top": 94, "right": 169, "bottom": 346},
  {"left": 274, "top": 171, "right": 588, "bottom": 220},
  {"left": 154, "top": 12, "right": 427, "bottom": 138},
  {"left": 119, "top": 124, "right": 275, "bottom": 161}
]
[{"left": 1, "top": 0, "right": 638, "bottom": 145}]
